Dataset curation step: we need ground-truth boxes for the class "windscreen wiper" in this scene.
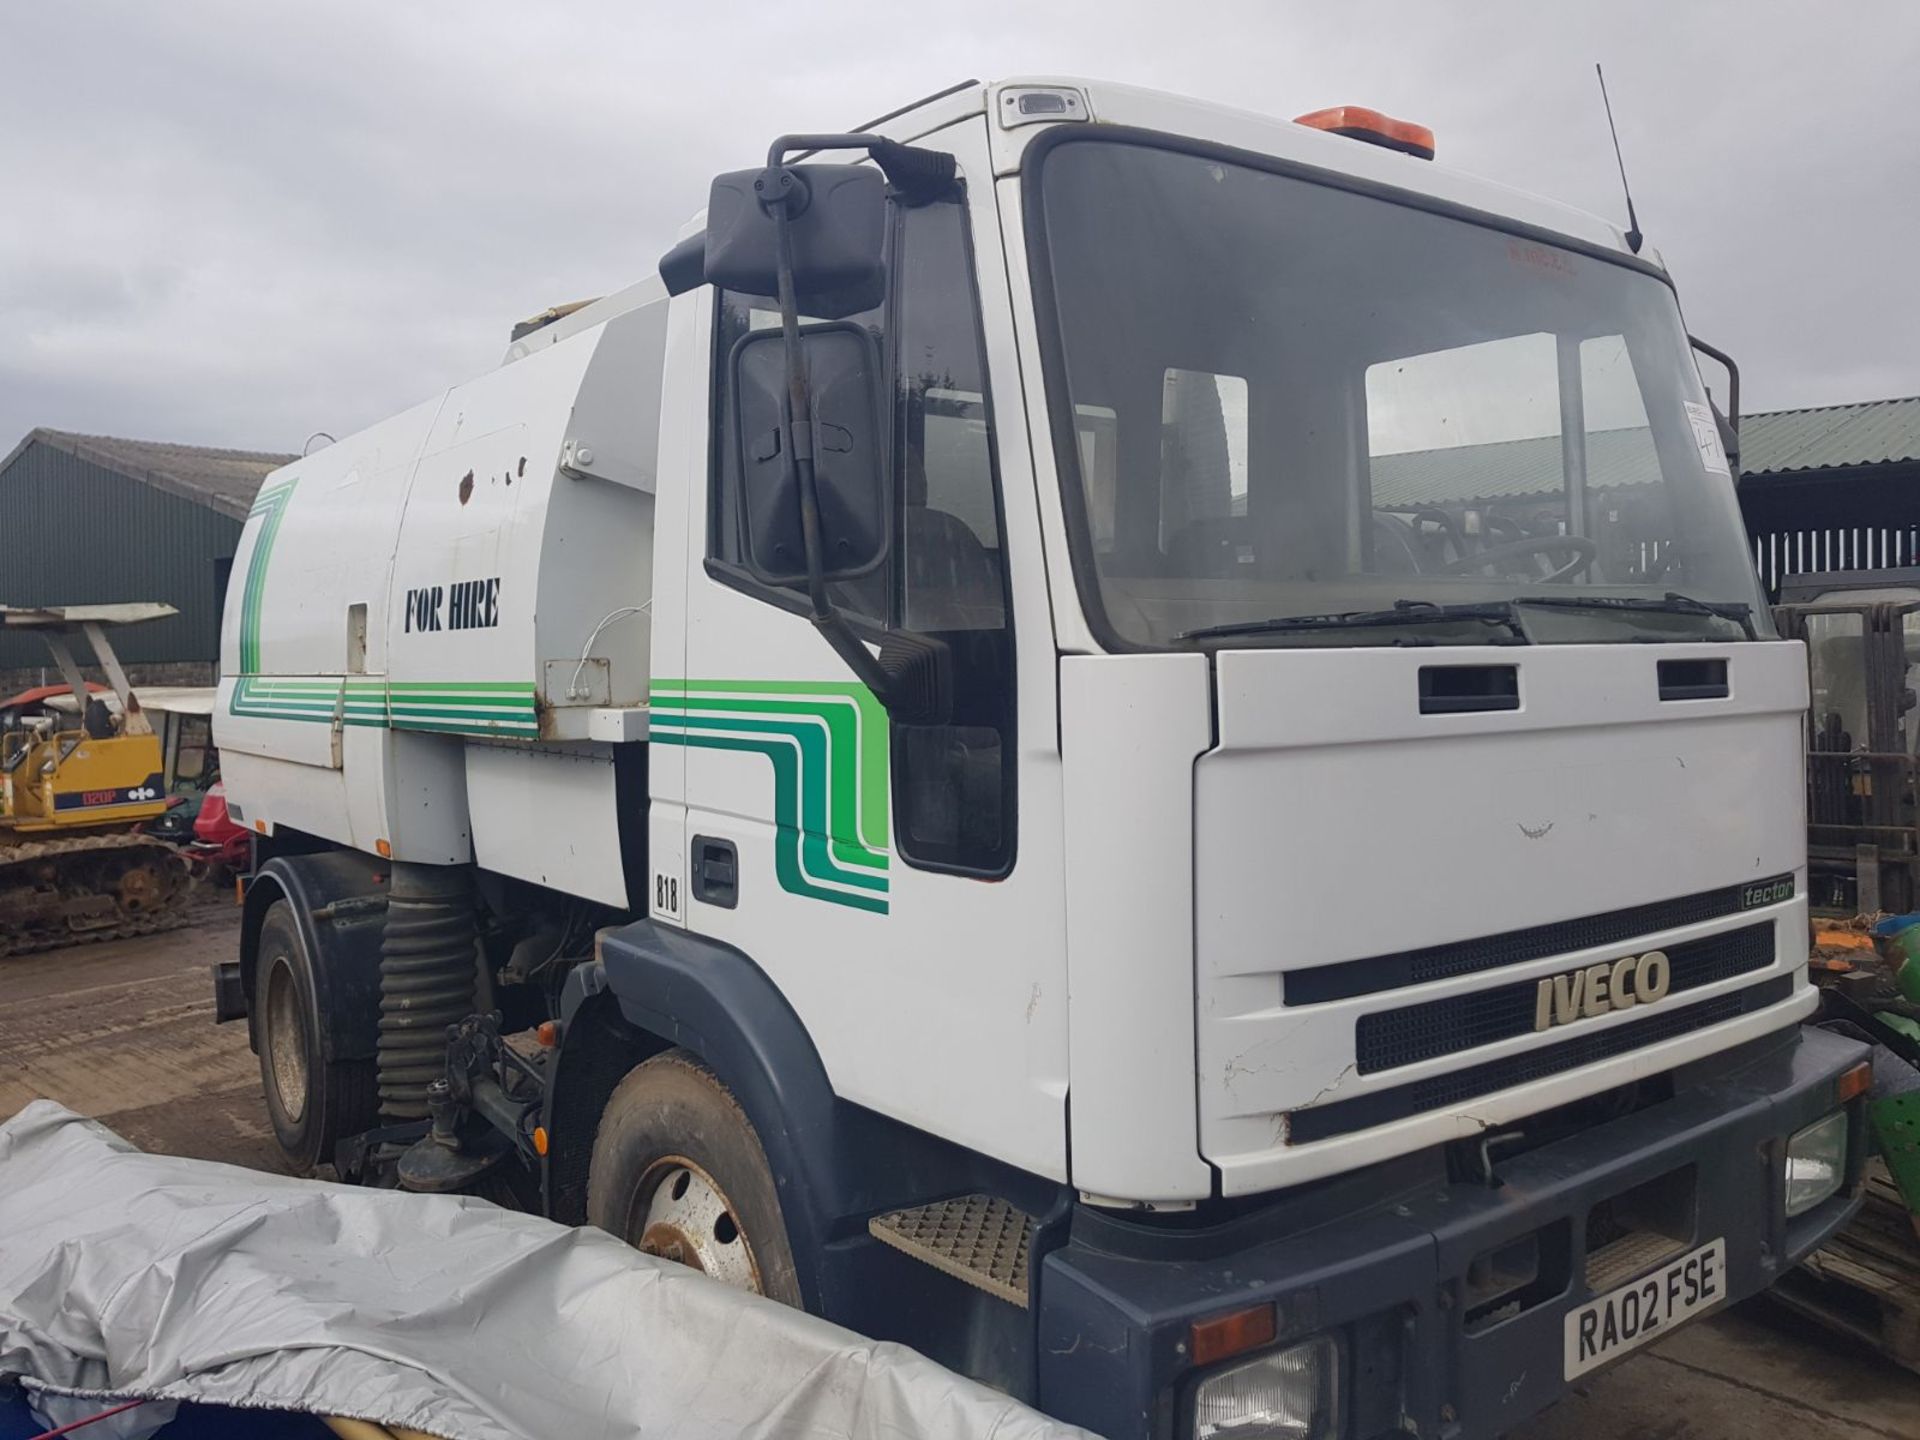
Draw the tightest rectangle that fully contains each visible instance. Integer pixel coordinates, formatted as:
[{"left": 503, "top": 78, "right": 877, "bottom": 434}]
[
  {"left": 1512, "top": 592, "right": 1755, "bottom": 638},
  {"left": 1179, "top": 599, "right": 1528, "bottom": 643}
]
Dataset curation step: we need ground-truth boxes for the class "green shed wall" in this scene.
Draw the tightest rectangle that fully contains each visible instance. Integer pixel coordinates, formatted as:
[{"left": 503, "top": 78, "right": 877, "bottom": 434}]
[{"left": 0, "top": 440, "right": 242, "bottom": 670}]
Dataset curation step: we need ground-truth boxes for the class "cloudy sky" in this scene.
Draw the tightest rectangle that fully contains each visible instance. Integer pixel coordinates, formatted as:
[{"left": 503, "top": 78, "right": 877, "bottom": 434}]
[{"left": 4, "top": 1, "right": 1916, "bottom": 457}]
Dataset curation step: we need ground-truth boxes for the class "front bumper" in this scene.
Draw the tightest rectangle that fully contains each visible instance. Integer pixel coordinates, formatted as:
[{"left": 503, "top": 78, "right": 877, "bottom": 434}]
[{"left": 1037, "top": 1022, "right": 1867, "bottom": 1440}]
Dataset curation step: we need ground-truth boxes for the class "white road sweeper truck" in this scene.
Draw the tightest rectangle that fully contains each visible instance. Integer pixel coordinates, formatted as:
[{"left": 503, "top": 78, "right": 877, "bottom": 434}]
[{"left": 213, "top": 78, "right": 1872, "bottom": 1439}]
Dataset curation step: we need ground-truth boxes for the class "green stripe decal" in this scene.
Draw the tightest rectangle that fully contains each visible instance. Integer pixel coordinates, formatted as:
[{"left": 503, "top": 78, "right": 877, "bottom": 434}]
[
  {"left": 651, "top": 679, "right": 890, "bottom": 913},
  {"left": 231, "top": 674, "right": 539, "bottom": 734},
  {"left": 231, "top": 477, "right": 541, "bottom": 739},
  {"left": 240, "top": 481, "right": 297, "bottom": 674}
]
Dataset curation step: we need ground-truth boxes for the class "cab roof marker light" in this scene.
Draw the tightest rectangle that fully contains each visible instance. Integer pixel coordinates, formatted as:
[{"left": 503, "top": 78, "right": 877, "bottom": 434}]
[
  {"left": 1293, "top": 105, "right": 1436, "bottom": 160},
  {"left": 998, "top": 86, "right": 1089, "bottom": 130}
]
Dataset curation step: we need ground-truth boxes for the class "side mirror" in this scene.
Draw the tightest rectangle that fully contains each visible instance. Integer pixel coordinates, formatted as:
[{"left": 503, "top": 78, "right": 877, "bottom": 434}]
[
  {"left": 658, "top": 137, "right": 953, "bottom": 307},
  {"left": 731, "top": 321, "right": 887, "bottom": 585},
  {"left": 664, "top": 134, "right": 960, "bottom": 721},
  {"left": 703, "top": 164, "right": 887, "bottom": 319}
]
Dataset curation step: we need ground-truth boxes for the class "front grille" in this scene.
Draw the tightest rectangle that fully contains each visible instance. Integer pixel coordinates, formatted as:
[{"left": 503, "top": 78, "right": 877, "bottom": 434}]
[
  {"left": 1286, "top": 974, "right": 1796, "bottom": 1145},
  {"left": 1285, "top": 873, "right": 1795, "bottom": 1005},
  {"left": 1355, "top": 922, "right": 1776, "bottom": 1074}
]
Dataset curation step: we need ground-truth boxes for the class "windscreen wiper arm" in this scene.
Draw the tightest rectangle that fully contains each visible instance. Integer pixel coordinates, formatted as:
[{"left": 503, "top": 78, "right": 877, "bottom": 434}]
[
  {"left": 1512, "top": 592, "right": 1755, "bottom": 638},
  {"left": 1179, "top": 599, "right": 1528, "bottom": 643}
]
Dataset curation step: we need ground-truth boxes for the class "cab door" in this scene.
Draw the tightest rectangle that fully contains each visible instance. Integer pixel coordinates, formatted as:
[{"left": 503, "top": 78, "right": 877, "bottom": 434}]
[{"left": 667, "top": 113, "right": 1068, "bottom": 1181}]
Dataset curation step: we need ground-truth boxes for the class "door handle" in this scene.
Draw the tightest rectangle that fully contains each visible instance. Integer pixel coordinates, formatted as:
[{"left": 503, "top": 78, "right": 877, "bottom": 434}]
[{"left": 691, "top": 835, "right": 738, "bottom": 909}]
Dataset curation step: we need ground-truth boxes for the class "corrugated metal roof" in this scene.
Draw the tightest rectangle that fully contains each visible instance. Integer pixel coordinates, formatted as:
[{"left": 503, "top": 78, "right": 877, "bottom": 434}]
[
  {"left": 1738, "top": 395, "right": 1920, "bottom": 477},
  {"left": 1370, "top": 395, "right": 1920, "bottom": 507},
  {"left": 0, "top": 429, "right": 295, "bottom": 520},
  {"left": 1371, "top": 427, "right": 1662, "bottom": 508},
  {"left": 4, "top": 394, "right": 1907, "bottom": 532}
]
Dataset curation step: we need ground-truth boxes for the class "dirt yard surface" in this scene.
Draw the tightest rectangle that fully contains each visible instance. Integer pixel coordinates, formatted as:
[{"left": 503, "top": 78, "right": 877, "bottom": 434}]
[
  {"left": 0, "top": 902, "right": 281, "bottom": 1172},
  {"left": 4, "top": 910, "right": 1919, "bottom": 1438},
  {"left": 1516, "top": 1301, "right": 1920, "bottom": 1439}
]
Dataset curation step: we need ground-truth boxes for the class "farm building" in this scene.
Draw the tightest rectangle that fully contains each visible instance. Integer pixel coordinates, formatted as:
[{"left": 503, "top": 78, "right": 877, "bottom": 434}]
[
  {"left": 0, "top": 430, "right": 294, "bottom": 690},
  {"left": 1736, "top": 394, "right": 1920, "bottom": 591}
]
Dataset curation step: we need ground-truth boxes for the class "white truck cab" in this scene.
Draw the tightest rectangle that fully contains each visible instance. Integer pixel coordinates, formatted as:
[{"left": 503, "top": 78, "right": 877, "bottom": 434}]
[{"left": 214, "top": 78, "right": 1869, "bottom": 1439}]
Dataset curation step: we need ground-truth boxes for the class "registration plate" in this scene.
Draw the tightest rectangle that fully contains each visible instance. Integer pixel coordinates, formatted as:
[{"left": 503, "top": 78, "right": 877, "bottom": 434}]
[{"left": 1564, "top": 1237, "right": 1726, "bottom": 1378}]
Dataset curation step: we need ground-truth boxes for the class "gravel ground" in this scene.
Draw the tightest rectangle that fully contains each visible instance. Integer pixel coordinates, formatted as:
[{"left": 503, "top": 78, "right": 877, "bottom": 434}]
[{"left": 4, "top": 907, "right": 1917, "bottom": 1438}]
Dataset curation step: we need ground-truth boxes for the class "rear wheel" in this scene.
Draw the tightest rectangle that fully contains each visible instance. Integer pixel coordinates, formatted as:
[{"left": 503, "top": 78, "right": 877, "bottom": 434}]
[
  {"left": 253, "top": 899, "right": 376, "bottom": 1174},
  {"left": 586, "top": 1049, "right": 802, "bottom": 1305}
]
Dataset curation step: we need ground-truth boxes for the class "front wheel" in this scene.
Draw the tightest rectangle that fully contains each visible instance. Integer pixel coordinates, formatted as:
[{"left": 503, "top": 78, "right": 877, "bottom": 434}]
[{"left": 586, "top": 1049, "right": 802, "bottom": 1305}]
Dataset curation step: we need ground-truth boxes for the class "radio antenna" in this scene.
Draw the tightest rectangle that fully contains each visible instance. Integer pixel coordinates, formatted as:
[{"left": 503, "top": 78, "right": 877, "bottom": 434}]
[{"left": 1595, "top": 63, "right": 1643, "bottom": 254}]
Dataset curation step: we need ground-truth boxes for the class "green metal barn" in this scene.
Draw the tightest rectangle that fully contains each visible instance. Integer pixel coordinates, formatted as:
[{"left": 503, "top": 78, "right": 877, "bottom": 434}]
[{"left": 0, "top": 430, "right": 293, "bottom": 686}]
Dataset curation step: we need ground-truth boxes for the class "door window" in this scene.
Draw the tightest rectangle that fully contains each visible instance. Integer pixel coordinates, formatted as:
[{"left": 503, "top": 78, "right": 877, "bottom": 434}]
[{"left": 707, "top": 190, "right": 1016, "bottom": 876}]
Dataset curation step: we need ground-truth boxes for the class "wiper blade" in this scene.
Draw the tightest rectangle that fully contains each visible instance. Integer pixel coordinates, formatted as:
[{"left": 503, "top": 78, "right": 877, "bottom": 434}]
[
  {"left": 1513, "top": 592, "right": 1755, "bottom": 638},
  {"left": 1180, "top": 600, "right": 1527, "bottom": 643}
]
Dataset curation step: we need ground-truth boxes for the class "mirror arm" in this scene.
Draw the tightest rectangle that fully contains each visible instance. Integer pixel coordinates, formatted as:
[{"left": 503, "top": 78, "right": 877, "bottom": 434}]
[
  {"left": 768, "top": 133, "right": 873, "bottom": 170},
  {"left": 770, "top": 187, "right": 894, "bottom": 704},
  {"left": 1688, "top": 334, "right": 1743, "bottom": 480},
  {"left": 1688, "top": 334, "right": 1740, "bottom": 431},
  {"left": 767, "top": 134, "right": 959, "bottom": 205}
]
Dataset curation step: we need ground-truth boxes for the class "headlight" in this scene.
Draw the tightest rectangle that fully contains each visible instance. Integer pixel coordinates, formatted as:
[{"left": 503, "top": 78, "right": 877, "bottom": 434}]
[
  {"left": 1193, "top": 1335, "right": 1340, "bottom": 1440},
  {"left": 1784, "top": 1109, "right": 1848, "bottom": 1217}
]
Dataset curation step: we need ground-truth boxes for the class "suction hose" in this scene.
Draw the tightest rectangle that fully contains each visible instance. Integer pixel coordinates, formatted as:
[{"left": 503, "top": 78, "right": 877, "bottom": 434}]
[{"left": 377, "top": 862, "right": 477, "bottom": 1123}]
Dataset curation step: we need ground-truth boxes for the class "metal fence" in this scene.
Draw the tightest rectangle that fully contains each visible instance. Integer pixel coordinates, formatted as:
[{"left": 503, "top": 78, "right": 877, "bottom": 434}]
[{"left": 1750, "top": 525, "right": 1920, "bottom": 594}]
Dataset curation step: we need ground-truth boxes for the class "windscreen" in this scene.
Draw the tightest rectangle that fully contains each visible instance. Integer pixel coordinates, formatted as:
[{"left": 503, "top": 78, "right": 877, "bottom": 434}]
[{"left": 1032, "top": 138, "right": 1768, "bottom": 649}]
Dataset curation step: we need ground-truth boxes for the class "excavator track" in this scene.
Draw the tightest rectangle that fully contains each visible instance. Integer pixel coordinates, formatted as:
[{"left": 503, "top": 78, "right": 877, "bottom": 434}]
[{"left": 0, "top": 831, "right": 195, "bottom": 960}]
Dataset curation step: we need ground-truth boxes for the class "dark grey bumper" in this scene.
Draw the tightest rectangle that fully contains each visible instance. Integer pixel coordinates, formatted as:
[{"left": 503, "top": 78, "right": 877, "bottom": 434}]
[{"left": 1037, "top": 1022, "right": 1868, "bottom": 1440}]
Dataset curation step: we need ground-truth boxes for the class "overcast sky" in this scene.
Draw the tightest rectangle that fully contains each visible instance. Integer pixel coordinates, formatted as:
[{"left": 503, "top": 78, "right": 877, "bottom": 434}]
[{"left": 4, "top": 1, "right": 1916, "bottom": 457}]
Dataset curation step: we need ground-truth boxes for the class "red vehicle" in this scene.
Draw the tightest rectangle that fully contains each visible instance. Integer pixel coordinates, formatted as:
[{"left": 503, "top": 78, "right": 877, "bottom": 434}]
[
  {"left": 187, "top": 782, "right": 250, "bottom": 873},
  {"left": 0, "top": 680, "right": 108, "bottom": 727}
]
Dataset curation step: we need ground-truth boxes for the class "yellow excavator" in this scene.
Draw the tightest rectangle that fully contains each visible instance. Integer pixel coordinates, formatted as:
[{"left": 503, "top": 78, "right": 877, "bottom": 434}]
[{"left": 1, "top": 604, "right": 193, "bottom": 957}]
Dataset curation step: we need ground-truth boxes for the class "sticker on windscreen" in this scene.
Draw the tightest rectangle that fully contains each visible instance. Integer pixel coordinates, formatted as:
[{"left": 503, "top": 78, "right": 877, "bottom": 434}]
[{"left": 1684, "top": 400, "right": 1733, "bottom": 478}]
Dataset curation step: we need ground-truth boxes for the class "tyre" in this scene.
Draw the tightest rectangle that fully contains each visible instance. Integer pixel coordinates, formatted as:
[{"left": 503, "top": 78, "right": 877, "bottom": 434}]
[
  {"left": 253, "top": 899, "right": 377, "bottom": 1174},
  {"left": 586, "top": 1049, "right": 802, "bottom": 1305}
]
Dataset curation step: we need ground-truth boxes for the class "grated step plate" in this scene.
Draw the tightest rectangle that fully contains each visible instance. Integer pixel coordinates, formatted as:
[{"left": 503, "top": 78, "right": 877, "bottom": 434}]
[
  {"left": 1584, "top": 1229, "right": 1688, "bottom": 1294},
  {"left": 869, "top": 1194, "right": 1033, "bottom": 1307}
]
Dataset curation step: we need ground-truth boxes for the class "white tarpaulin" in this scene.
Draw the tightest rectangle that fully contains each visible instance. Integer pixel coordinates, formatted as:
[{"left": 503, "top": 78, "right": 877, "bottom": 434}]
[{"left": 0, "top": 1104, "right": 1095, "bottom": 1440}]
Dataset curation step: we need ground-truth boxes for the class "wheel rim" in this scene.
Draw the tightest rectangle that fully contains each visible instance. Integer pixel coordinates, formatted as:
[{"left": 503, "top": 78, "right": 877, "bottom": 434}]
[
  {"left": 263, "top": 954, "right": 309, "bottom": 1124},
  {"left": 634, "top": 1156, "right": 762, "bottom": 1293}
]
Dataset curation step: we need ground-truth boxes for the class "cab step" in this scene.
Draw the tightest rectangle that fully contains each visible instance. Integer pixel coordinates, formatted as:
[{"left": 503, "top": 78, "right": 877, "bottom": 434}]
[
  {"left": 1584, "top": 1228, "right": 1688, "bottom": 1294},
  {"left": 868, "top": 1194, "right": 1033, "bottom": 1308}
]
